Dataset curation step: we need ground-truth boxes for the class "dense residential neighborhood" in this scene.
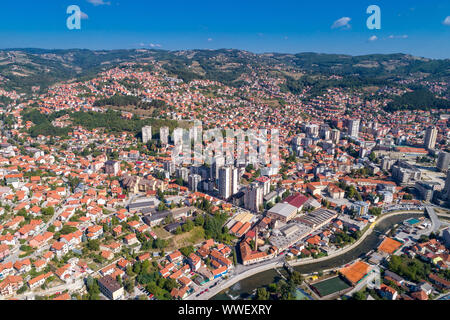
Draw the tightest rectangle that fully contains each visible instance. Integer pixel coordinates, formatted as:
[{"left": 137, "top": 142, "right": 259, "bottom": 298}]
[{"left": 0, "top": 48, "right": 448, "bottom": 301}]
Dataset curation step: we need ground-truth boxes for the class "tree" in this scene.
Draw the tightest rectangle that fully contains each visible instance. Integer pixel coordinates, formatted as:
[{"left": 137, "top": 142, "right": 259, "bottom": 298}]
[
  {"left": 369, "top": 207, "right": 382, "bottom": 216},
  {"left": 232, "top": 248, "right": 237, "bottom": 265},
  {"left": 179, "top": 245, "right": 195, "bottom": 257},
  {"left": 278, "top": 280, "right": 295, "bottom": 300},
  {"left": 124, "top": 278, "right": 134, "bottom": 293},
  {"left": 353, "top": 290, "right": 367, "bottom": 300},
  {"left": 17, "top": 285, "right": 28, "bottom": 294},
  {"left": 86, "top": 276, "right": 100, "bottom": 300},
  {"left": 141, "top": 260, "right": 151, "bottom": 273},
  {"left": 133, "top": 262, "right": 141, "bottom": 275},
  {"left": 153, "top": 238, "right": 167, "bottom": 249},
  {"left": 60, "top": 225, "right": 78, "bottom": 235},
  {"left": 403, "top": 194, "right": 413, "bottom": 200},
  {"left": 267, "top": 283, "right": 277, "bottom": 293},
  {"left": 182, "top": 219, "right": 194, "bottom": 232},
  {"left": 290, "top": 271, "right": 304, "bottom": 285},
  {"left": 87, "top": 239, "right": 100, "bottom": 251},
  {"left": 158, "top": 202, "right": 168, "bottom": 212},
  {"left": 41, "top": 207, "right": 55, "bottom": 216},
  {"left": 194, "top": 215, "right": 204, "bottom": 227},
  {"left": 255, "top": 287, "right": 270, "bottom": 300}
]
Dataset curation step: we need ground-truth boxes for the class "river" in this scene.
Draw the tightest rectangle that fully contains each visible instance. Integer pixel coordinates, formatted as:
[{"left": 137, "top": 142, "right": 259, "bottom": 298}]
[{"left": 212, "top": 212, "right": 422, "bottom": 300}]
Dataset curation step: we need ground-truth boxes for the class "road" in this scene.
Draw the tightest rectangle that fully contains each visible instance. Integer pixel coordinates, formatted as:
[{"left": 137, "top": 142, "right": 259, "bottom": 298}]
[
  {"left": 436, "top": 292, "right": 450, "bottom": 300},
  {"left": 186, "top": 210, "right": 423, "bottom": 300},
  {"left": 13, "top": 279, "right": 84, "bottom": 300},
  {"left": 425, "top": 206, "right": 442, "bottom": 234}
]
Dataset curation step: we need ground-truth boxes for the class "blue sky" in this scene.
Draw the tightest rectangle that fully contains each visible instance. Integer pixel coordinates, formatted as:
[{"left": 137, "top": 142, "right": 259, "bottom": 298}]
[{"left": 0, "top": 0, "right": 449, "bottom": 58}]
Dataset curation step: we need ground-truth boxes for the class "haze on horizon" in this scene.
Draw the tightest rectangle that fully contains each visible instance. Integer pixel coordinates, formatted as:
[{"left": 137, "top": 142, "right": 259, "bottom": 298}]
[{"left": 0, "top": 0, "right": 449, "bottom": 59}]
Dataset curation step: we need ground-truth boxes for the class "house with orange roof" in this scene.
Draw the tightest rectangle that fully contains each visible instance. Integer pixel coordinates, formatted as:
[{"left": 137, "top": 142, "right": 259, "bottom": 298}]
[
  {"left": 210, "top": 250, "right": 233, "bottom": 268},
  {"left": 99, "top": 264, "right": 116, "bottom": 277},
  {"left": 378, "top": 283, "right": 398, "bottom": 300},
  {"left": 60, "top": 230, "right": 83, "bottom": 248},
  {"left": 0, "top": 262, "right": 14, "bottom": 279},
  {"left": 29, "top": 231, "right": 54, "bottom": 249},
  {"left": 59, "top": 210, "right": 74, "bottom": 222},
  {"left": 170, "top": 268, "right": 183, "bottom": 280},
  {"left": 306, "top": 235, "right": 321, "bottom": 246},
  {"left": 55, "top": 264, "right": 71, "bottom": 282},
  {"left": 104, "top": 242, "right": 122, "bottom": 254},
  {"left": 0, "top": 275, "right": 23, "bottom": 297},
  {"left": 51, "top": 241, "right": 69, "bottom": 258},
  {"left": 42, "top": 251, "right": 54, "bottom": 262},
  {"left": 13, "top": 258, "right": 31, "bottom": 274},
  {"left": 28, "top": 272, "right": 53, "bottom": 289},
  {"left": 170, "top": 285, "right": 189, "bottom": 300},
  {"left": 188, "top": 253, "right": 202, "bottom": 271},
  {"left": 137, "top": 252, "right": 151, "bottom": 262},
  {"left": 112, "top": 225, "right": 123, "bottom": 237},
  {"left": 29, "top": 206, "right": 41, "bottom": 217},
  {"left": 178, "top": 276, "right": 192, "bottom": 287},
  {"left": 5, "top": 216, "right": 25, "bottom": 230},
  {"left": 52, "top": 220, "right": 63, "bottom": 231},
  {"left": 0, "top": 244, "right": 10, "bottom": 260},
  {"left": 168, "top": 250, "right": 183, "bottom": 263},
  {"left": 123, "top": 233, "right": 138, "bottom": 245},
  {"left": 160, "top": 266, "right": 171, "bottom": 278},
  {"left": 117, "top": 258, "right": 131, "bottom": 270},
  {"left": 86, "top": 225, "right": 103, "bottom": 240},
  {"left": 33, "top": 259, "right": 48, "bottom": 273},
  {"left": 53, "top": 292, "right": 71, "bottom": 300},
  {"left": 211, "top": 265, "right": 228, "bottom": 279}
]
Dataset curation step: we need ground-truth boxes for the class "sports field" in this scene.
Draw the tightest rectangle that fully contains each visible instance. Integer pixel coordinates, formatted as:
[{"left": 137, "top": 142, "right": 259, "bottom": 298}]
[{"left": 311, "top": 276, "right": 351, "bottom": 297}]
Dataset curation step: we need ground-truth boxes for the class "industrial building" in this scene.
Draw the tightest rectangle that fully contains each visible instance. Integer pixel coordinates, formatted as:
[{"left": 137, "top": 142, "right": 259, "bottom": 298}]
[
  {"left": 295, "top": 208, "right": 338, "bottom": 230},
  {"left": 267, "top": 203, "right": 298, "bottom": 223},
  {"left": 269, "top": 223, "right": 312, "bottom": 252}
]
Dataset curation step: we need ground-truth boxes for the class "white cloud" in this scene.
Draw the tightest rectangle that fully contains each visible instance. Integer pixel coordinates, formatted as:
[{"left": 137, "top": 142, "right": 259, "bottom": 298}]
[
  {"left": 443, "top": 16, "right": 450, "bottom": 26},
  {"left": 331, "top": 17, "right": 351, "bottom": 29},
  {"left": 369, "top": 35, "right": 378, "bottom": 41},
  {"left": 388, "top": 35, "right": 408, "bottom": 39},
  {"left": 149, "top": 43, "right": 162, "bottom": 48},
  {"left": 207, "top": 38, "right": 213, "bottom": 42},
  {"left": 87, "top": 0, "right": 111, "bottom": 6},
  {"left": 80, "top": 12, "right": 89, "bottom": 20}
]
